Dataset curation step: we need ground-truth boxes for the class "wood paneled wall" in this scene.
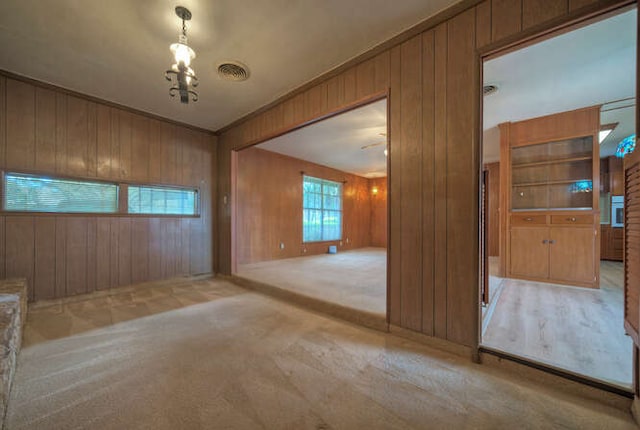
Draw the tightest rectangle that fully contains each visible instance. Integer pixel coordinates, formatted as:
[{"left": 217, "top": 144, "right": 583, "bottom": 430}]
[
  {"left": 485, "top": 162, "right": 500, "bottom": 257},
  {"left": 236, "top": 147, "right": 375, "bottom": 264},
  {"left": 217, "top": 0, "right": 611, "bottom": 348},
  {"left": 0, "top": 76, "right": 216, "bottom": 302},
  {"left": 370, "top": 177, "right": 388, "bottom": 248}
]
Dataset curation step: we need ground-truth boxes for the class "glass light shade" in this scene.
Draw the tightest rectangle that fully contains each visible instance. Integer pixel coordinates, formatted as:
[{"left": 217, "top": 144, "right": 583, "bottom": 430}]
[
  {"left": 616, "top": 134, "right": 636, "bottom": 158},
  {"left": 170, "top": 42, "right": 195, "bottom": 67}
]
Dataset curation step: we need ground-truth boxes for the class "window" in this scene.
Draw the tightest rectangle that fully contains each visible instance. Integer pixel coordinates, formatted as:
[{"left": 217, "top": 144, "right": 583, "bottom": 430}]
[
  {"left": 128, "top": 185, "right": 198, "bottom": 215},
  {"left": 303, "top": 176, "right": 342, "bottom": 242},
  {"left": 4, "top": 172, "right": 118, "bottom": 213}
]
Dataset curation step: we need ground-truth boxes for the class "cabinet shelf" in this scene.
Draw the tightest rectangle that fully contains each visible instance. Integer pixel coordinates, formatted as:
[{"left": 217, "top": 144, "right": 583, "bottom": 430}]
[{"left": 512, "top": 155, "right": 592, "bottom": 168}]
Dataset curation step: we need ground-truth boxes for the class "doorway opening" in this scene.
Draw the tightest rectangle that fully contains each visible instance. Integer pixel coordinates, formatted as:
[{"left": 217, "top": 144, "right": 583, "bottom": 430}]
[
  {"left": 232, "top": 98, "right": 389, "bottom": 323},
  {"left": 480, "top": 7, "right": 636, "bottom": 390}
]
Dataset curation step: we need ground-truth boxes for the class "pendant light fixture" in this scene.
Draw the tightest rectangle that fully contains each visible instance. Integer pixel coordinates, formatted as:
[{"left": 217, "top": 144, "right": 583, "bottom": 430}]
[{"left": 165, "top": 6, "right": 198, "bottom": 104}]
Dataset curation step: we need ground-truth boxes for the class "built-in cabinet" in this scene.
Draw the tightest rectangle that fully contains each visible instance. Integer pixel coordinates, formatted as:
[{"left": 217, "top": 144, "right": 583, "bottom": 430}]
[
  {"left": 499, "top": 107, "right": 600, "bottom": 288},
  {"left": 600, "top": 156, "right": 624, "bottom": 261},
  {"left": 601, "top": 225, "right": 624, "bottom": 261}
]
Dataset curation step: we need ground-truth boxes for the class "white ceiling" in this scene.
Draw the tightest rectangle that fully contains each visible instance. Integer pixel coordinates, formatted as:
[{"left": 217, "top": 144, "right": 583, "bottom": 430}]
[
  {"left": 258, "top": 99, "right": 387, "bottom": 178},
  {"left": 0, "top": 0, "right": 458, "bottom": 131},
  {"left": 483, "top": 8, "right": 637, "bottom": 162}
]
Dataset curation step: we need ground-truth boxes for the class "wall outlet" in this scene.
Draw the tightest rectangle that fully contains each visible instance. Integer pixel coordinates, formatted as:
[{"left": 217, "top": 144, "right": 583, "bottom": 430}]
[
  {"left": 339, "top": 241, "right": 343, "bottom": 246},
  {"left": 279, "top": 242, "right": 285, "bottom": 250},
  {"left": 346, "top": 238, "right": 350, "bottom": 244},
  {"left": 302, "top": 248, "right": 307, "bottom": 253}
]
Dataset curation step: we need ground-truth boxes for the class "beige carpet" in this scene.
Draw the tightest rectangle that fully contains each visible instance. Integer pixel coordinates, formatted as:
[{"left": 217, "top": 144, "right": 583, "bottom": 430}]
[
  {"left": 8, "top": 278, "right": 636, "bottom": 429},
  {"left": 237, "top": 247, "right": 386, "bottom": 316}
]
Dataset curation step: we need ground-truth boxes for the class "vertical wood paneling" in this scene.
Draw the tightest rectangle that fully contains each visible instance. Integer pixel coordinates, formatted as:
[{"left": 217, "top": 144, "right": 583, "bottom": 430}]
[
  {"left": 476, "top": 1, "right": 492, "bottom": 49},
  {"left": 131, "top": 114, "right": 150, "bottom": 182},
  {"left": 343, "top": 68, "right": 357, "bottom": 105},
  {"left": 148, "top": 118, "right": 163, "bottom": 183},
  {"left": 86, "top": 102, "right": 97, "bottom": 177},
  {"left": 1, "top": 77, "right": 214, "bottom": 302},
  {"left": 96, "top": 104, "right": 111, "bottom": 178},
  {"left": 34, "top": 218, "right": 56, "bottom": 300},
  {"left": 161, "top": 122, "right": 177, "bottom": 183},
  {"left": 109, "top": 218, "right": 119, "bottom": 288},
  {"left": 6, "top": 79, "right": 35, "bottom": 170},
  {"left": 283, "top": 93, "right": 305, "bottom": 129},
  {"left": 0, "top": 77, "right": 6, "bottom": 168},
  {"left": 569, "top": 0, "right": 597, "bottom": 10},
  {"left": 433, "top": 23, "right": 448, "bottom": 339},
  {"left": 180, "top": 218, "right": 190, "bottom": 275},
  {"left": 374, "top": 51, "right": 391, "bottom": 92},
  {"left": 66, "top": 217, "right": 88, "bottom": 296},
  {"left": 190, "top": 217, "right": 204, "bottom": 274},
  {"left": 96, "top": 218, "right": 111, "bottom": 290},
  {"left": 35, "top": 88, "right": 57, "bottom": 172},
  {"left": 446, "top": 9, "right": 477, "bottom": 346},
  {"left": 388, "top": 45, "right": 402, "bottom": 326},
  {"left": 66, "top": 96, "right": 89, "bottom": 176},
  {"left": 6, "top": 217, "right": 34, "bottom": 300},
  {"left": 86, "top": 218, "right": 97, "bottom": 293},
  {"left": 131, "top": 218, "right": 149, "bottom": 283},
  {"left": 109, "top": 107, "right": 120, "bottom": 179},
  {"left": 55, "top": 218, "right": 66, "bottom": 297},
  {"left": 214, "top": 0, "right": 622, "bottom": 350},
  {"left": 522, "top": 0, "right": 567, "bottom": 30},
  {"left": 118, "top": 218, "right": 132, "bottom": 286},
  {"left": 0, "top": 217, "right": 4, "bottom": 280},
  {"left": 421, "top": 29, "right": 436, "bottom": 336},
  {"left": 399, "top": 35, "right": 423, "bottom": 331},
  {"left": 326, "top": 75, "right": 345, "bottom": 111},
  {"left": 161, "top": 219, "right": 177, "bottom": 278},
  {"left": 118, "top": 110, "right": 132, "bottom": 179},
  {"left": 55, "top": 94, "right": 67, "bottom": 173},
  {"left": 148, "top": 218, "right": 162, "bottom": 280},
  {"left": 491, "top": 0, "right": 522, "bottom": 42},
  {"left": 356, "top": 58, "right": 376, "bottom": 99},
  {"left": 304, "top": 84, "right": 327, "bottom": 119}
]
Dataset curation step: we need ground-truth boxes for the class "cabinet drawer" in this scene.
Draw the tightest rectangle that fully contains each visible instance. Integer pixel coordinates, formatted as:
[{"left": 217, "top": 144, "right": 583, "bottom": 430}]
[
  {"left": 550, "top": 214, "right": 593, "bottom": 225},
  {"left": 511, "top": 214, "right": 547, "bottom": 226}
]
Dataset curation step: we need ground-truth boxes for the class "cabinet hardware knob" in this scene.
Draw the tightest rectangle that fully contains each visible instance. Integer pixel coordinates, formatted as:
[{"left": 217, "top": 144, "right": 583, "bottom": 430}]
[
  {"left": 549, "top": 240, "right": 556, "bottom": 244},
  {"left": 524, "top": 217, "right": 533, "bottom": 221},
  {"left": 542, "top": 239, "right": 548, "bottom": 244},
  {"left": 567, "top": 217, "right": 577, "bottom": 222}
]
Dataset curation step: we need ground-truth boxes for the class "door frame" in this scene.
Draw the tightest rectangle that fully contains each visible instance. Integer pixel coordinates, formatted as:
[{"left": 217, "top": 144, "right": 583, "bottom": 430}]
[{"left": 476, "top": 0, "right": 637, "bottom": 395}]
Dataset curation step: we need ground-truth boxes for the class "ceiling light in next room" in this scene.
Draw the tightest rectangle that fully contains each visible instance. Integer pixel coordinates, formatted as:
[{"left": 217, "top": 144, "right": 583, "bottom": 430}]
[{"left": 165, "top": 6, "right": 199, "bottom": 104}]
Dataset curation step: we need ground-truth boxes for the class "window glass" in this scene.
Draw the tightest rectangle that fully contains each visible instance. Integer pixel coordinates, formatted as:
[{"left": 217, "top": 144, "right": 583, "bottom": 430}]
[
  {"left": 128, "top": 185, "right": 197, "bottom": 215},
  {"left": 4, "top": 173, "right": 118, "bottom": 213},
  {"left": 302, "top": 176, "right": 342, "bottom": 242}
]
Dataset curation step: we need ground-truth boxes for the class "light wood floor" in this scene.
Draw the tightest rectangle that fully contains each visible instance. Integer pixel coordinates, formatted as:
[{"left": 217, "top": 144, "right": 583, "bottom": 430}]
[
  {"left": 10, "top": 277, "right": 637, "bottom": 429},
  {"left": 236, "top": 248, "right": 386, "bottom": 316},
  {"left": 482, "top": 260, "right": 632, "bottom": 387}
]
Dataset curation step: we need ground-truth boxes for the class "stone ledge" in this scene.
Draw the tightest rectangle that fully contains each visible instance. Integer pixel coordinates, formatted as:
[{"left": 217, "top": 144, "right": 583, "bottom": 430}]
[{"left": 0, "top": 279, "right": 27, "bottom": 429}]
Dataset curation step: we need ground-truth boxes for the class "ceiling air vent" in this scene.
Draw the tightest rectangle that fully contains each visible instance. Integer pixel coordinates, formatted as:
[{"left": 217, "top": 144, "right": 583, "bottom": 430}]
[
  {"left": 483, "top": 84, "right": 498, "bottom": 96},
  {"left": 217, "top": 61, "right": 250, "bottom": 81}
]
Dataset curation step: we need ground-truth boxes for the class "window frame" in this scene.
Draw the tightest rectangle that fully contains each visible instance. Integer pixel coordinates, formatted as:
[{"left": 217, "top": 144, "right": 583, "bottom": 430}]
[
  {"left": 302, "top": 175, "right": 343, "bottom": 243},
  {"left": 1, "top": 169, "right": 201, "bottom": 218}
]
